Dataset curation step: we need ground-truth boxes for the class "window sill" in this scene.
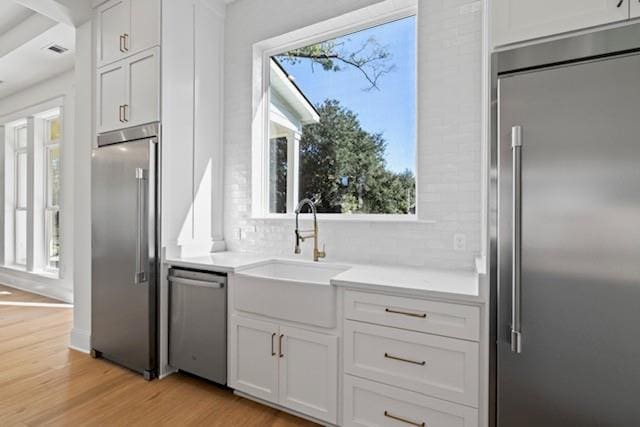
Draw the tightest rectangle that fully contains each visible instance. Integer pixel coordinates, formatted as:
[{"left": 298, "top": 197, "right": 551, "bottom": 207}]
[
  {"left": 0, "top": 264, "right": 60, "bottom": 280},
  {"left": 251, "top": 213, "right": 435, "bottom": 224}
]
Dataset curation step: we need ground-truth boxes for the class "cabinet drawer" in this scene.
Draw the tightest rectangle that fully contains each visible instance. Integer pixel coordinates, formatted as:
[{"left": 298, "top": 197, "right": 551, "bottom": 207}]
[
  {"left": 343, "top": 375, "right": 478, "bottom": 427},
  {"left": 344, "top": 290, "right": 479, "bottom": 341},
  {"left": 344, "top": 321, "right": 479, "bottom": 407}
]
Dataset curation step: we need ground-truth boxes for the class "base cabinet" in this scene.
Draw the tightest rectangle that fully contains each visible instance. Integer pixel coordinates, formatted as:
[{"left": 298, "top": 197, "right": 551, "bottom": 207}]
[
  {"left": 343, "top": 376, "right": 478, "bottom": 427},
  {"left": 229, "top": 315, "right": 338, "bottom": 424}
]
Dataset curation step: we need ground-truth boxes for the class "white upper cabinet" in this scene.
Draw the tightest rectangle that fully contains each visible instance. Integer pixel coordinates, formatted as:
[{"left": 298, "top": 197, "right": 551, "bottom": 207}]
[
  {"left": 96, "top": 61, "right": 127, "bottom": 133},
  {"left": 492, "top": 0, "right": 630, "bottom": 47},
  {"left": 126, "top": 48, "right": 161, "bottom": 128},
  {"left": 96, "top": 47, "right": 160, "bottom": 133},
  {"left": 632, "top": 0, "right": 640, "bottom": 17},
  {"left": 96, "top": 0, "right": 160, "bottom": 68}
]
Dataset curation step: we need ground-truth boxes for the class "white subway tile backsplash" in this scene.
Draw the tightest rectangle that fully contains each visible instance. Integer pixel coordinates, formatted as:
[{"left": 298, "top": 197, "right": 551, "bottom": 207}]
[{"left": 223, "top": 0, "right": 483, "bottom": 270}]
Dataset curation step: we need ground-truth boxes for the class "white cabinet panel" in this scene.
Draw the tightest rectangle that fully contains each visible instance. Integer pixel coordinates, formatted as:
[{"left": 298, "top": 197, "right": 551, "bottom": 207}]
[
  {"left": 279, "top": 326, "right": 338, "bottom": 424},
  {"left": 229, "top": 316, "right": 279, "bottom": 403},
  {"left": 344, "top": 290, "right": 480, "bottom": 341},
  {"left": 492, "top": 0, "right": 629, "bottom": 47},
  {"left": 130, "top": 0, "right": 160, "bottom": 54},
  {"left": 96, "top": 0, "right": 129, "bottom": 67},
  {"left": 96, "top": 0, "right": 160, "bottom": 68},
  {"left": 126, "top": 48, "right": 160, "bottom": 128},
  {"left": 344, "top": 321, "right": 479, "bottom": 407},
  {"left": 343, "top": 376, "right": 478, "bottom": 427},
  {"left": 96, "top": 62, "right": 127, "bottom": 134},
  {"left": 632, "top": 0, "right": 640, "bottom": 18},
  {"left": 96, "top": 48, "right": 159, "bottom": 133}
]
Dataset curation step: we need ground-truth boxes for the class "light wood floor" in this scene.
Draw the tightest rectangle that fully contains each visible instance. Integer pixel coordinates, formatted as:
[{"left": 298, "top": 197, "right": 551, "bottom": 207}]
[{"left": 0, "top": 284, "right": 316, "bottom": 426}]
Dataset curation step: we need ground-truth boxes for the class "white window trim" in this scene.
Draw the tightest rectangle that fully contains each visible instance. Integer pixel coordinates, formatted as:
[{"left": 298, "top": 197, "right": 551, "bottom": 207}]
[
  {"left": 42, "top": 111, "right": 61, "bottom": 272},
  {"left": 14, "top": 124, "right": 27, "bottom": 266},
  {"left": 251, "top": 0, "right": 419, "bottom": 221},
  {"left": 0, "top": 101, "right": 63, "bottom": 278}
]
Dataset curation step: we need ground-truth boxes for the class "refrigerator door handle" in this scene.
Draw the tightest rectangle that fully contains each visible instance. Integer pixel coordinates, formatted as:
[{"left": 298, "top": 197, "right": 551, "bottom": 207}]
[
  {"left": 511, "top": 126, "right": 523, "bottom": 354},
  {"left": 135, "top": 167, "right": 148, "bottom": 284}
]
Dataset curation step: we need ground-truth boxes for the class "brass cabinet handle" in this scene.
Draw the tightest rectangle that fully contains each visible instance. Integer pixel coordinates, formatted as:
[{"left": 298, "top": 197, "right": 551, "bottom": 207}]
[
  {"left": 271, "top": 333, "right": 276, "bottom": 356},
  {"left": 384, "top": 352, "right": 426, "bottom": 366},
  {"left": 123, "top": 33, "right": 129, "bottom": 51},
  {"left": 119, "top": 34, "right": 125, "bottom": 52},
  {"left": 123, "top": 104, "right": 129, "bottom": 122},
  {"left": 118, "top": 105, "right": 124, "bottom": 122},
  {"left": 385, "top": 308, "right": 427, "bottom": 318},
  {"left": 279, "top": 334, "right": 284, "bottom": 358},
  {"left": 384, "top": 411, "right": 426, "bottom": 427}
]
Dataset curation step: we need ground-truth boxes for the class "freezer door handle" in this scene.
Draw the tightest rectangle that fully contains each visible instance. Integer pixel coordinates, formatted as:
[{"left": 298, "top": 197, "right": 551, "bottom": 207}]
[
  {"left": 511, "top": 126, "right": 523, "bottom": 353},
  {"left": 135, "top": 167, "right": 148, "bottom": 284}
]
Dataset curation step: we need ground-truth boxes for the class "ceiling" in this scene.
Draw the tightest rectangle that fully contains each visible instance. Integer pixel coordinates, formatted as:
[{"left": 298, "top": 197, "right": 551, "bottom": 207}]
[
  {"left": 0, "top": 0, "right": 75, "bottom": 99},
  {"left": 0, "top": 2, "right": 33, "bottom": 36}
]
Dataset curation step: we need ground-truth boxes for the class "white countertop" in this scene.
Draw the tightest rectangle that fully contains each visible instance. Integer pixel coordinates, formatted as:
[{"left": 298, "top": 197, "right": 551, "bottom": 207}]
[{"left": 165, "top": 252, "right": 484, "bottom": 303}]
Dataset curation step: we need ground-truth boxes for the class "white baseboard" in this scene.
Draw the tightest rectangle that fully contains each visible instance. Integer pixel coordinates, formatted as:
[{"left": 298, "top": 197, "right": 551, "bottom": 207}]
[
  {"left": 0, "top": 268, "right": 73, "bottom": 303},
  {"left": 70, "top": 328, "right": 91, "bottom": 353}
]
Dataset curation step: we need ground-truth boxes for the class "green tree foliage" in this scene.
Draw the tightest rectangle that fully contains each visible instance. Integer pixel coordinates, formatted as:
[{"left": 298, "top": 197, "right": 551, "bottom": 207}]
[{"left": 299, "top": 100, "right": 415, "bottom": 214}]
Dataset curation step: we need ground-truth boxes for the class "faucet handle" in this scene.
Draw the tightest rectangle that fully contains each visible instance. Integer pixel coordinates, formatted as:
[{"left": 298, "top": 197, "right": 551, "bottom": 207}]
[{"left": 318, "top": 244, "right": 326, "bottom": 259}]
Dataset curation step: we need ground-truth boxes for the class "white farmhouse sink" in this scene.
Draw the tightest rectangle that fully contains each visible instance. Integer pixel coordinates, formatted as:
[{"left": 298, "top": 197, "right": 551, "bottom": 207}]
[{"left": 233, "top": 260, "right": 350, "bottom": 328}]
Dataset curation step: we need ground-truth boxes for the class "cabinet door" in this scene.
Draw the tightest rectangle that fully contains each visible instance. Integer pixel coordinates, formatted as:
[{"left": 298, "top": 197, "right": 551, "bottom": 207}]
[
  {"left": 632, "top": 0, "right": 640, "bottom": 18},
  {"left": 228, "top": 316, "right": 279, "bottom": 403},
  {"left": 278, "top": 326, "right": 338, "bottom": 424},
  {"left": 96, "top": 61, "right": 127, "bottom": 133},
  {"left": 96, "top": 0, "right": 130, "bottom": 67},
  {"left": 125, "top": 47, "right": 160, "bottom": 128},
  {"left": 130, "top": 0, "right": 160, "bottom": 54},
  {"left": 492, "top": 0, "right": 629, "bottom": 47}
]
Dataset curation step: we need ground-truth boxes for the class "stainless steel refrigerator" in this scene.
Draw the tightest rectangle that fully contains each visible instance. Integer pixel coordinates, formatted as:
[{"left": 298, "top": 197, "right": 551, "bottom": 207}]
[
  {"left": 91, "top": 123, "right": 159, "bottom": 380},
  {"left": 493, "top": 25, "right": 640, "bottom": 426}
]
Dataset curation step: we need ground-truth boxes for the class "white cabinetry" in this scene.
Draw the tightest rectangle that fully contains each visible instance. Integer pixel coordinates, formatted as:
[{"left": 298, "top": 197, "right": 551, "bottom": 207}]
[
  {"left": 229, "top": 316, "right": 279, "bottom": 403},
  {"left": 340, "top": 289, "right": 481, "bottom": 427},
  {"left": 96, "top": 48, "right": 160, "bottom": 133},
  {"left": 492, "top": 0, "right": 629, "bottom": 47},
  {"left": 96, "top": 0, "right": 160, "bottom": 68},
  {"left": 229, "top": 315, "right": 338, "bottom": 424},
  {"left": 632, "top": 1, "right": 640, "bottom": 18}
]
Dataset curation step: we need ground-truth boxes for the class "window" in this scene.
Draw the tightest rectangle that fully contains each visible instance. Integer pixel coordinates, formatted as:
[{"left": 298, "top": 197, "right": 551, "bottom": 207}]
[
  {"left": 263, "top": 15, "right": 417, "bottom": 216},
  {"left": 44, "top": 115, "right": 61, "bottom": 270},
  {"left": 1, "top": 106, "right": 62, "bottom": 275},
  {"left": 14, "top": 125, "right": 27, "bottom": 265}
]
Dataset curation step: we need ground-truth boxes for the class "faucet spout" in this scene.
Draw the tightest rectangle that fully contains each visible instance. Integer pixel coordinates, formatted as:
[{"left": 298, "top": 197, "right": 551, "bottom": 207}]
[{"left": 294, "top": 199, "right": 326, "bottom": 262}]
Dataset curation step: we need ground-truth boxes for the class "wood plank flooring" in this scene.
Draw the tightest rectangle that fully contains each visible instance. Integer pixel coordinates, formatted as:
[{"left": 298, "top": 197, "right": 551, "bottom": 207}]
[{"left": 0, "top": 284, "right": 316, "bottom": 426}]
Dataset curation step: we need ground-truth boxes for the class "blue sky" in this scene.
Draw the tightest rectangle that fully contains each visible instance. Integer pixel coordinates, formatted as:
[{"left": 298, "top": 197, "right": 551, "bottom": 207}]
[{"left": 276, "top": 16, "right": 416, "bottom": 174}]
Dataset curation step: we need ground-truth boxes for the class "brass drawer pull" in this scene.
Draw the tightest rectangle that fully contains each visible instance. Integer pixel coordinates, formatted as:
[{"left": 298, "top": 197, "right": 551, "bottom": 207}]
[
  {"left": 279, "top": 334, "right": 284, "bottom": 358},
  {"left": 271, "top": 333, "right": 276, "bottom": 356},
  {"left": 385, "top": 308, "right": 427, "bottom": 318},
  {"left": 384, "top": 410, "right": 426, "bottom": 427},
  {"left": 384, "top": 352, "right": 426, "bottom": 366}
]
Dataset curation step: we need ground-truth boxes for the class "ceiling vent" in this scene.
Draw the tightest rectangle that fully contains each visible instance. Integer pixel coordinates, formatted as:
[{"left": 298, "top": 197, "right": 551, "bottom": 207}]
[{"left": 46, "top": 44, "right": 68, "bottom": 54}]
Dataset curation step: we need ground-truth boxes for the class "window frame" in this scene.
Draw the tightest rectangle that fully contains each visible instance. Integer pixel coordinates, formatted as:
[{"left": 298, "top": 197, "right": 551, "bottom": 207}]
[
  {"left": 43, "top": 112, "right": 61, "bottom": 272},
  {"left": 13, "top": 124, "right": 28, "bottom": 266},
  {"left": 252, "top": 3, "right": 419, "bottom": 221}
]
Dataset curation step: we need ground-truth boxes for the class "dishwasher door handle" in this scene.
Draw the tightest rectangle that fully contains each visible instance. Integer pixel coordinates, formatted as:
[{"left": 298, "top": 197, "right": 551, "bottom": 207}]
[{"left": 168, "top": 276, "right": 225, "bottom": 289}]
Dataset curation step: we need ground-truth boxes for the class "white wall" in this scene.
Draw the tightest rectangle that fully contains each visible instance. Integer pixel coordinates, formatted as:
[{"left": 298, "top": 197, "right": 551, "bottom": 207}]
[
  {"left": 70, "top": 20, "right": 93, "bottom": 353},
  {"left": 0, "top": 70, "right": 75, "bottom": 301},
  {"left": 224, "top": 0, "right": 483, "bottom": 269}
]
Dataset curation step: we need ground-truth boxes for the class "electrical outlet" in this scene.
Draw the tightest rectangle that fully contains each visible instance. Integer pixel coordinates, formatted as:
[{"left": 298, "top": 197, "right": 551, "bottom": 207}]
[{"left": 453, "top": 233, "right": 467, "bottom": 252}]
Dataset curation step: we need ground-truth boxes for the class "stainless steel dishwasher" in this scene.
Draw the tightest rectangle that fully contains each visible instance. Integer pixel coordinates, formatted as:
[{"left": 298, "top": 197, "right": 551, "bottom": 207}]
[{"left": 168, "top": 268, "right": 227, "bottom": 384}]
